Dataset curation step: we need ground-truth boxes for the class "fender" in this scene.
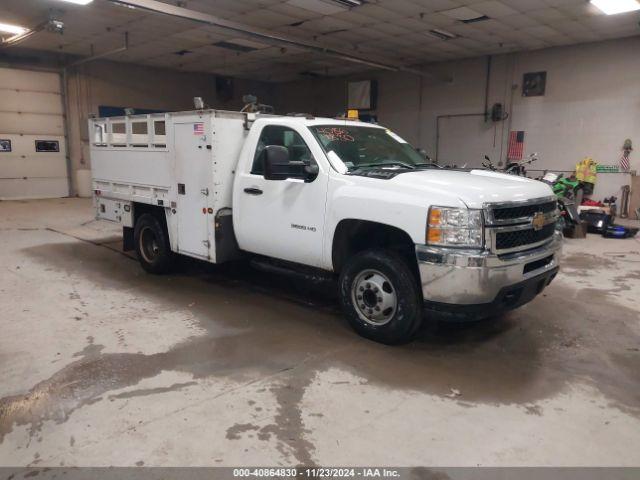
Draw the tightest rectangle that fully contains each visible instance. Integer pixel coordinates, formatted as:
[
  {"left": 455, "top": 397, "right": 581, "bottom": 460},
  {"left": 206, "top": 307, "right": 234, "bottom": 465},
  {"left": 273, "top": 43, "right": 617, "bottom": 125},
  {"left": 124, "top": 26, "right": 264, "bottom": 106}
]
[{"left": 322, "top": 171, "right": 466, "bottom": 271}]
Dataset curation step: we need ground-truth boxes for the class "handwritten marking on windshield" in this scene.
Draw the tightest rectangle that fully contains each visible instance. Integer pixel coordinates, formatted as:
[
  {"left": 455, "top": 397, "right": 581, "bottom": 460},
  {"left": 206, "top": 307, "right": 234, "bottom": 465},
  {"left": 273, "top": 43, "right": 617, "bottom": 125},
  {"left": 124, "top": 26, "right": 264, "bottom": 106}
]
[{"left": 317, "top": 127, "right": 354, "bottom": 142}]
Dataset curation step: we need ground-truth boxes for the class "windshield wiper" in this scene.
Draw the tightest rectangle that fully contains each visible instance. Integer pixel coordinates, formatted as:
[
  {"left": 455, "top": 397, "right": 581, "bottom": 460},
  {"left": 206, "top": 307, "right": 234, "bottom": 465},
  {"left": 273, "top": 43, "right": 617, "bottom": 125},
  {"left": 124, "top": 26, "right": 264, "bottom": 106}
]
[
  {"left": 413, "top": 162, "right": 442, "bottom": 169},
  {"left": 356, "top": 162, "right": 416, "bottom": 170}
]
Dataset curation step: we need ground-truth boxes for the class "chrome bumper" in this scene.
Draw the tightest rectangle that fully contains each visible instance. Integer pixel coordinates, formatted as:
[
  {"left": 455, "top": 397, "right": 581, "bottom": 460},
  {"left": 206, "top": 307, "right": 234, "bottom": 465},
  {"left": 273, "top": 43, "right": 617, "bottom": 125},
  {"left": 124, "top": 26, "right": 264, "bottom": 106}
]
[{"left": 416, "top": 232, "right": 562, "bottom": 306}]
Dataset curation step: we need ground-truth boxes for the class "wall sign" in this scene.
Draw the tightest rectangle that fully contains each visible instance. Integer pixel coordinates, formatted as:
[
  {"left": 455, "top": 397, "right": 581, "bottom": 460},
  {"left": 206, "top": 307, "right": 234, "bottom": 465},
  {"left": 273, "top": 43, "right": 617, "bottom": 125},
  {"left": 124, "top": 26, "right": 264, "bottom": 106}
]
[
  {"left": 0, "top": 139, "right": 11, "bottom": 152},
  {"left": 348, "top": 80, "right": 378, "bottom": 110},
  {"left": 35, "top": 140, "right": 60, "bottom": 152}
]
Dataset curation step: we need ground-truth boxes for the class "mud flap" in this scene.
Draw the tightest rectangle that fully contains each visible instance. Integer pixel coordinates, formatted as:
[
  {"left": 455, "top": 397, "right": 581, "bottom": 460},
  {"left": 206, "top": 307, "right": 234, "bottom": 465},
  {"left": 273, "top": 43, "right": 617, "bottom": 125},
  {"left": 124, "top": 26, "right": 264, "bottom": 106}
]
[{"left": 123, "top": 226, "right": 134, "bottom": 251}]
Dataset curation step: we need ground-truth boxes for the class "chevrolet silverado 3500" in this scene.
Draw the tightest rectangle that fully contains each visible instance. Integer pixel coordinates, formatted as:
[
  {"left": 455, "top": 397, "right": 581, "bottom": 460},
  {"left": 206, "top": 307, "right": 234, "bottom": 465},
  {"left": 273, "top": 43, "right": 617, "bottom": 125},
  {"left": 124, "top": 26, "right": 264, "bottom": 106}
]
[{"left": 90, "top": 109, "right": 561, "bottom": 344}]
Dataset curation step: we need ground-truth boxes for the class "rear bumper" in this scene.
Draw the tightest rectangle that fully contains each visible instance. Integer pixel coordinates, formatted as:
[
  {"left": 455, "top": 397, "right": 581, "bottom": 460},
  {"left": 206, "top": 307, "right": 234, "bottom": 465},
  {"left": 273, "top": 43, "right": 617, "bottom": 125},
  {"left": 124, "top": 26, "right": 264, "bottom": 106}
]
[{"left": 416, "top": 232, "right": 562, "bottom": 318}]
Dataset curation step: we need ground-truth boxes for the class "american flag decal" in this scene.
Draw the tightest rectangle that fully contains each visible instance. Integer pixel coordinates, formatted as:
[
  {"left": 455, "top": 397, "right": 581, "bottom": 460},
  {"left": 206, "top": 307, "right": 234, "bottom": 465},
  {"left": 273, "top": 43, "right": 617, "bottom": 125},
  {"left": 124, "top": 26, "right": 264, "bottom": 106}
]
[
  {"left": 508, "top": 131, "right": 525, "bottom": 160},
  {"left": 193, "top": 123, "right": 204, "bottom": 135}
]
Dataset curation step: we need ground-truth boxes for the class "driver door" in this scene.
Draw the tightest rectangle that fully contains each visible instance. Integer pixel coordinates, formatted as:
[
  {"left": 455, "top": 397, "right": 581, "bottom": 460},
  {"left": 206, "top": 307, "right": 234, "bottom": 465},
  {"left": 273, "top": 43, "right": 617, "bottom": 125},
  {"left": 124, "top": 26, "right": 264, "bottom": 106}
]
[{"left": 234, "top": 125, "right": 328, "bottom": 267}]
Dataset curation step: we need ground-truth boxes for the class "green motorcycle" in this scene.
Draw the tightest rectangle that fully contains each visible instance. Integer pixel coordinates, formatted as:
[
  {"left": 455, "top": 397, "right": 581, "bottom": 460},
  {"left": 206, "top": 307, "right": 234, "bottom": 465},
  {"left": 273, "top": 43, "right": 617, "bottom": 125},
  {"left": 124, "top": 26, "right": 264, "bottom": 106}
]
[{"left": 540, "top": 172, "right": 582, "bottom": 230}]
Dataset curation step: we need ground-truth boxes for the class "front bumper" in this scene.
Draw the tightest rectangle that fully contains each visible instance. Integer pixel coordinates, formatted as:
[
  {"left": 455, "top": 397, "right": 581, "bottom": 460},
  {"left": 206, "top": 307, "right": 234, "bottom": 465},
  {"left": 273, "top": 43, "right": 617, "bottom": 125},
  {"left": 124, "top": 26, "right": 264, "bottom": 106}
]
[{"left": 416, "top": 232, "right": 562, "bottom": 317}]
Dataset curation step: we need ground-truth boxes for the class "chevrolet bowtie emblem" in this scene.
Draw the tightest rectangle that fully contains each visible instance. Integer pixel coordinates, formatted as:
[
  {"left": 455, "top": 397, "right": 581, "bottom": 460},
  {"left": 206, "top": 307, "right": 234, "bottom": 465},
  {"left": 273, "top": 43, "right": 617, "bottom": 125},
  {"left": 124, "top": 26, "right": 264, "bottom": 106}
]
[{"left": 532, "top": 212, "right": 545, "bottom": 231}]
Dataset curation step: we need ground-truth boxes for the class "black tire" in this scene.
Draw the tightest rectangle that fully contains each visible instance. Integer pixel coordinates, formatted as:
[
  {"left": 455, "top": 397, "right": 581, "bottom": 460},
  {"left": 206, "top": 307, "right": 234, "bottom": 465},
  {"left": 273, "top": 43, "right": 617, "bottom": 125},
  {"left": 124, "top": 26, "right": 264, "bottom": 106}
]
[
  {"left": 134, "top": 213, "right": 173, "bottom": 274},
  {"left": 339, "top": 248, "right": 423, "bottom": 344}
]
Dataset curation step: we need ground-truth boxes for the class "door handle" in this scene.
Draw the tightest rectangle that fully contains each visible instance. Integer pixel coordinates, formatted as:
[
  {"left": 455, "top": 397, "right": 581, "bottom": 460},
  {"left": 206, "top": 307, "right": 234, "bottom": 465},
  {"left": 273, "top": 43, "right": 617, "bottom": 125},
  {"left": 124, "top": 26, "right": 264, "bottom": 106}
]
[{"left": 244, "top": 187, "right": 263, "bottom": 195}]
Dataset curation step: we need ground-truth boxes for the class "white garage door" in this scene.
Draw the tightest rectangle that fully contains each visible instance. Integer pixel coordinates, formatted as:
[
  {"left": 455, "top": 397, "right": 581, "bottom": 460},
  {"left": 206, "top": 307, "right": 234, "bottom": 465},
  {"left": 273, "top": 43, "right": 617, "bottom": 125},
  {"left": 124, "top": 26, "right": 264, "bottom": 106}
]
[{"left": 0, "top": 67, "right": 69, "bottom": 199}]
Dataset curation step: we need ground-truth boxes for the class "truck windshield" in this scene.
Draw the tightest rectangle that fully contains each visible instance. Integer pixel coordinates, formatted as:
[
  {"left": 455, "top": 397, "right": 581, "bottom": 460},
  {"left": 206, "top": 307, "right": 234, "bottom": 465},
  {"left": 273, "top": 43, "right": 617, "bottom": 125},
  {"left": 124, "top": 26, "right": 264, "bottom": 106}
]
[{"left": 309, "top": 125, "right": 428, "bottom": 171}]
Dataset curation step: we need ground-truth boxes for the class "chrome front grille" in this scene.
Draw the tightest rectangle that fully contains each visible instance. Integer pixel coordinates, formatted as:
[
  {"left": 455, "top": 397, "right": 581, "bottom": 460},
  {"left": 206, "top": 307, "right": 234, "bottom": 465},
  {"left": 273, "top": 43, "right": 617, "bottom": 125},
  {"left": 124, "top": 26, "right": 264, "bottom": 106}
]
[
  {"left": 495, "top": 223, "right": 556, "bottom": 250},
  {"left": 490, "top": 200, "right": 557, "bottom": 224},
  {"left": 485, "top": 196, "right": 558, "bottom": 254}
]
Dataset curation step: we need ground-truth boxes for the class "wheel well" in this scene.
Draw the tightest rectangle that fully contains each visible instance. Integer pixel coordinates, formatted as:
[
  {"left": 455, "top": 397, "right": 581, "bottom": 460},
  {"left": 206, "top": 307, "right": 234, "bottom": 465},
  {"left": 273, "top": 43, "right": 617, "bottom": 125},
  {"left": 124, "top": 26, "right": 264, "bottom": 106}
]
[
  {"left": 124, "top": 203, "right": 168, "bottom": 252},
  {"left": 332, "top": 220, "right": 418, "bottom": 275},
  {"left": 133, "top": 202, "right": 166, "bottom": 225}
]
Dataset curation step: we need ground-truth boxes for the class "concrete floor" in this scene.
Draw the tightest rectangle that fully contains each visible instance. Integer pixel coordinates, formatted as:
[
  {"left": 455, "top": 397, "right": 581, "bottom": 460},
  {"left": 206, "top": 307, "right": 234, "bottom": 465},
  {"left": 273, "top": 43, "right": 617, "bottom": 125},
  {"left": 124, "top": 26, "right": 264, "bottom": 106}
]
[{"left": 0, "top": 198, "right": 639, "bottom": 467}]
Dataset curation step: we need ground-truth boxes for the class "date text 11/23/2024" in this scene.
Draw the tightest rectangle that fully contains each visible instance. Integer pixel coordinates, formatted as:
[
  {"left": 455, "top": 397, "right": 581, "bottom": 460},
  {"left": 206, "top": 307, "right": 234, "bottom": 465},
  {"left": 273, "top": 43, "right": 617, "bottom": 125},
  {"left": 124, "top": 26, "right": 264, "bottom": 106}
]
[{"left": 233, "top": 468, "right": 400, "bottom": 478}]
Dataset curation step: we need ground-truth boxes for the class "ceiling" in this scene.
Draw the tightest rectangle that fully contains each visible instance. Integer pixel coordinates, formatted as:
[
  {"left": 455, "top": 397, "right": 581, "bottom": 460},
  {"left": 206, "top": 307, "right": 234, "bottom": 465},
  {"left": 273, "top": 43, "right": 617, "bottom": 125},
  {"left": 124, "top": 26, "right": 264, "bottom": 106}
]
[{"left": 2, "top": 0, "right": 640, "bottom": 82}]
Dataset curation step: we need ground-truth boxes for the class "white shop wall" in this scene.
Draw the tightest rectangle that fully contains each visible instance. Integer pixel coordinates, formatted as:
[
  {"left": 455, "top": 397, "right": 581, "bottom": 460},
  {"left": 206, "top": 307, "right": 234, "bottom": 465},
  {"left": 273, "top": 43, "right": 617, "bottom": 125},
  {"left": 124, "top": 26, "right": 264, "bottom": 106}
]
[
  {"left": 395, "top": 37, "right": 640, "bottom": 199},
  {"left": 506, "top": 38, "right": 638, "bottom": 199},
  {"left": 275, "top": 36, "right": 639, "bottom": 200}
]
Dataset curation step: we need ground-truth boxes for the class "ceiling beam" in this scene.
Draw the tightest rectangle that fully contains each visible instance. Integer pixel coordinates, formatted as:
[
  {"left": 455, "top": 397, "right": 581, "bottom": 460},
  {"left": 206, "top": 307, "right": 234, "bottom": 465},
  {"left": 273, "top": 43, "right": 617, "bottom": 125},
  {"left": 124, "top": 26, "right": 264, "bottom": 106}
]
[
  {"left": 105, "top": 0, "right": 446, "bottom": 80},
  {"left": 68, "top": 32, "right": 129, "bottom": 67}
]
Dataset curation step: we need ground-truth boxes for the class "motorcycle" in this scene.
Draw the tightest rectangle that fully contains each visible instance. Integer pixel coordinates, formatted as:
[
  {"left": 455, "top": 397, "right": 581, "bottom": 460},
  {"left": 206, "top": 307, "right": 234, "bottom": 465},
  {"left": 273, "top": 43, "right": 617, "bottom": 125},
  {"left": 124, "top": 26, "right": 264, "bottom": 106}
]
[
  {"left": 482, "top": 153, "right": 538, "bottom": 176},
  {"left": 506, "top": 153, "right": 538, "bottom": 176},
  {"left": 539, "top": 171, "right": 581, "bottom": 232}
]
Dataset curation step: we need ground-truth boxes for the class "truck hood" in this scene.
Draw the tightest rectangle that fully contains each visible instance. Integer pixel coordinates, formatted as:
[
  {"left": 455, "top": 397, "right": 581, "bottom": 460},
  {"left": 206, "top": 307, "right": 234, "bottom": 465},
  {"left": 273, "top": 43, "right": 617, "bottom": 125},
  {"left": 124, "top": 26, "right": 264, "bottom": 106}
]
[{"left": 390, "top": 169, "right": 554, "bottom": 209}]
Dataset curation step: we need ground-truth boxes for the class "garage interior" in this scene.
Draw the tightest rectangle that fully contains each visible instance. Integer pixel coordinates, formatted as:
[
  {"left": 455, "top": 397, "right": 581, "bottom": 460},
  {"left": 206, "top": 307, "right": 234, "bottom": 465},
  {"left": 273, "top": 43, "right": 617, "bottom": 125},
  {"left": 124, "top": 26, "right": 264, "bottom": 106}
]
[{"left": 1, "top": 0, "right": 640, "bottom": 473}]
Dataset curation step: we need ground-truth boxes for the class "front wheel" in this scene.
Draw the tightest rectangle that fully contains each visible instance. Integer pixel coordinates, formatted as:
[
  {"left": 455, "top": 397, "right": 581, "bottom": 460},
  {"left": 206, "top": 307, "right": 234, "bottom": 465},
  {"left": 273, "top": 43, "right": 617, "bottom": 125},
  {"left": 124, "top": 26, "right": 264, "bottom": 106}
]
[
  {"left": 339, "top": 249, "right": 423, "bottom": 344},
  {"left": 134, "top": 213, "right": 173, "bottom": 274}
]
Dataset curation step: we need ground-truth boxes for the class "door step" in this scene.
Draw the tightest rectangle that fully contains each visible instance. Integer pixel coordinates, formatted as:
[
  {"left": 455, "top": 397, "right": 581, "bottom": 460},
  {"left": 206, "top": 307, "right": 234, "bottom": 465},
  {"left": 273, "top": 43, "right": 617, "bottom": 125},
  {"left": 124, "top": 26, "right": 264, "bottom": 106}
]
[{"left": 249, "top": 256, "right": 335, "bottom": 286}]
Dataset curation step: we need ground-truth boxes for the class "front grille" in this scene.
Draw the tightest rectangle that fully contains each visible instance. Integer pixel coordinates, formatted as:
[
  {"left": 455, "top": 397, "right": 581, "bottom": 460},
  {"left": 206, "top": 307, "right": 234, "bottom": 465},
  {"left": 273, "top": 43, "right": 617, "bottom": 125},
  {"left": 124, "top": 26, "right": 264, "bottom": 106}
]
[
  {"left": 496, "top": 223, "right": 556, "bottom": 250},
  {"left": 492, "top": 200, "right": 557, "bottom": 221}
]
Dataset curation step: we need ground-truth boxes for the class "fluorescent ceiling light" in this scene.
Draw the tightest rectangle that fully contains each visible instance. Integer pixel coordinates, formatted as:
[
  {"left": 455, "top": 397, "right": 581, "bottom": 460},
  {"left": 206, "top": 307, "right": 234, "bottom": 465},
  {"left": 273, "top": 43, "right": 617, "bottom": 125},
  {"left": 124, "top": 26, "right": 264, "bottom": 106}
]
[
  {"left": 0, "top": 22, "right": 28, "bottom": 35},
  {"left": 54, "top": 0, "right": 94, "bottom": 5},
  {"left": 330, "top": 0, "right": 362, "bottom": 6},
  {"left": 590, "top": 0, "right": 640, "bottom": 14}
]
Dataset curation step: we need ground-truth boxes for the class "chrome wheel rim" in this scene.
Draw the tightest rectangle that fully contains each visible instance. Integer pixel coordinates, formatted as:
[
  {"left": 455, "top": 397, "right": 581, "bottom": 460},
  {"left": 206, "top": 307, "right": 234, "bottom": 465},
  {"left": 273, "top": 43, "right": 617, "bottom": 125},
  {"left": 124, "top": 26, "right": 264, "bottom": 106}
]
[
  {"left": 140, "top": 226, "right": 160, "bottom": 263},
  {"left": 351, "top": 269, "right": 397, "bottom": 326}
]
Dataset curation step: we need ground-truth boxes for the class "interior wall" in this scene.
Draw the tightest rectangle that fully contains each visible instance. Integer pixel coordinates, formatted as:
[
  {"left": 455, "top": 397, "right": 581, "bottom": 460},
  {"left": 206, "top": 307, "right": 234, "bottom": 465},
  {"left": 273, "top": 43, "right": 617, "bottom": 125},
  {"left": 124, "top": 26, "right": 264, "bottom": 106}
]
[
  {"left": 65, "top": 60, "right": 274, "bottom": 195},
  {"left": 273, "top": 36, "right": 640, "bottom": 200}
]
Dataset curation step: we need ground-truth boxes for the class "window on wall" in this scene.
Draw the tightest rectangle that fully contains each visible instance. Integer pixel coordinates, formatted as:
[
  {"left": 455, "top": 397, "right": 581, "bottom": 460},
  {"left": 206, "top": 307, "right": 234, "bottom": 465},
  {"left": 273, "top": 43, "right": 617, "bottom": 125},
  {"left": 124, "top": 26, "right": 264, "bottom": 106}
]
[{"left": 35, "top": 140, "right": 60, "bottom": 152}]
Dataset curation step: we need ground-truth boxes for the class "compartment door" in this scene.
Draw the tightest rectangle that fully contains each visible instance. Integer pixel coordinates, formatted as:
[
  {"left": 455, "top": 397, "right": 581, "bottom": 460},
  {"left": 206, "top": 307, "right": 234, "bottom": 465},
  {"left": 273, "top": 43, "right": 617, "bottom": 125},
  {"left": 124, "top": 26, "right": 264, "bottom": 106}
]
[{"left": 174, "top": 122, "right": 211, "bottom": 259}]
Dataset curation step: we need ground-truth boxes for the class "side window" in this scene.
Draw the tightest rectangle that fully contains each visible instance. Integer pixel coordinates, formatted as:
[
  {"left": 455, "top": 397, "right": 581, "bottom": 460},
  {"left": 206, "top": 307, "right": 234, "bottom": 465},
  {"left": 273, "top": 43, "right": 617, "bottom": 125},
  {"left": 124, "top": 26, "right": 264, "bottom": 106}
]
[{"left": 251, "top": 125, "right": 314, "bottom": 175}]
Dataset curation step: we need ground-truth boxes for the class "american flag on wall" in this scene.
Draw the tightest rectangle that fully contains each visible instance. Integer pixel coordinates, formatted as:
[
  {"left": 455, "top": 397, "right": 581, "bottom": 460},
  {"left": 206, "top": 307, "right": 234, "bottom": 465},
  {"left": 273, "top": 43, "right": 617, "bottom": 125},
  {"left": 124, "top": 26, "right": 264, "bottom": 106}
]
[
  {"left": 620, "top": 152, "right": 630, "bottom": 171},
  {"left": 193, "top": 123, "right": 204, "bottom": 135},
  {"left": 508, "top": 131, "right": 525, "bottom": 160}
]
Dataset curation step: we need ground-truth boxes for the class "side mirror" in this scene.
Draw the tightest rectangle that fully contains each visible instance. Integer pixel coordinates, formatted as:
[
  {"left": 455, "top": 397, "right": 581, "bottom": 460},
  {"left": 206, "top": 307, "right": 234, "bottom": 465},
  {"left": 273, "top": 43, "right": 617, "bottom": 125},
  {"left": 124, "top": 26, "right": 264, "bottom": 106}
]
[
  {"left": 264, "top": 145, "right": 294, "bottom": 181},
  {"left": 263, "top": 145, "right": 318, "bottom": 182}
]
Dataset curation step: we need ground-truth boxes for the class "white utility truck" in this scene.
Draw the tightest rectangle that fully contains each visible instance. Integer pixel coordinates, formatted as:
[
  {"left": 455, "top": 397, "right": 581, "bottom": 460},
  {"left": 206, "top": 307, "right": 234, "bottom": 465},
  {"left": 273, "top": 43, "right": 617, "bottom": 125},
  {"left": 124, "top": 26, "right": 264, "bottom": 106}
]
[{"left": 90, "top": 109, "right": 561, "bottom": 344}]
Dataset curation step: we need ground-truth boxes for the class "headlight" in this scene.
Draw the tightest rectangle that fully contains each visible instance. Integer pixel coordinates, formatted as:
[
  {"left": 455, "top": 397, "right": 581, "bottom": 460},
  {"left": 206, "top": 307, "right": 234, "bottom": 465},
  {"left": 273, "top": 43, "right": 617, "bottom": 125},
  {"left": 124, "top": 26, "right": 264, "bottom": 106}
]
[{"left": 427, "top": 206, "right": 484, "bottom": 248}]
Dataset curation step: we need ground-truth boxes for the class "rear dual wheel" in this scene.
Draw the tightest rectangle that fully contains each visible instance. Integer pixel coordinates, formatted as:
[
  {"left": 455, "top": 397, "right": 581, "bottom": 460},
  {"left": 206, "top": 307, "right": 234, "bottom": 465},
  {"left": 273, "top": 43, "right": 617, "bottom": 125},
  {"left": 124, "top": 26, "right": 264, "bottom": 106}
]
[
  {"left": 339, "top": 249, "right": 423, "bottom": 344},
  {"left": 134, "top": 213, "right": 174, "bottom": 274}
]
